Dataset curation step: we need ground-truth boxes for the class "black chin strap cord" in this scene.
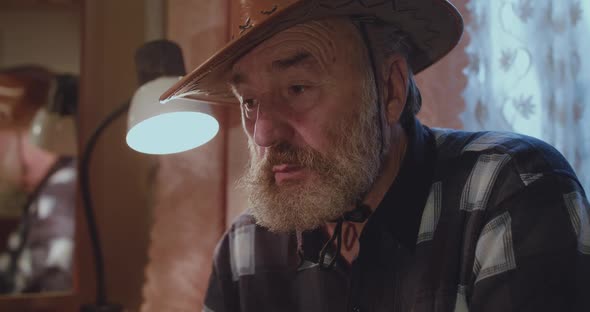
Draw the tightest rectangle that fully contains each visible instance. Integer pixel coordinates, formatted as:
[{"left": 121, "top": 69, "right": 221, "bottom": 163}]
[
  {"left": 318, "top": 204, "right": 373, "bottom": 270},
  {"left": 316, "top": 20, "right": 385, "bottom": 271},
  {"left": 358, "top": 19, "right": 387, "bottom": 158},
  {"left": 318, "top": 218, "right": 344, "bottom": 270}
]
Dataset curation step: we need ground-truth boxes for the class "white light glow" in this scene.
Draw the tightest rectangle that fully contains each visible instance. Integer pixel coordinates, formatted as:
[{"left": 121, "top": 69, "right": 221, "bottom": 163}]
[{"left": 126, "top": 111, "right": 219, "bottom": 155}]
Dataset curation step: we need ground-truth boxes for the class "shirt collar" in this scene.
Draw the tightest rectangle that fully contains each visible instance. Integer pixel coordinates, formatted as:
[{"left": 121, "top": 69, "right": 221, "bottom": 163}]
[{"left": 363, "top": 117, "right": 437, "bottom": 251}]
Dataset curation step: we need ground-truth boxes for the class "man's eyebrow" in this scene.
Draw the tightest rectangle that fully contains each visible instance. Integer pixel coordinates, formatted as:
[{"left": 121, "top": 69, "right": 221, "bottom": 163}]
[
  {"left": 229, "top": 51, "right": 318, "bottom": 87},
  {"left": 271, "top": 52, "right": 316, "bottom": 71}
]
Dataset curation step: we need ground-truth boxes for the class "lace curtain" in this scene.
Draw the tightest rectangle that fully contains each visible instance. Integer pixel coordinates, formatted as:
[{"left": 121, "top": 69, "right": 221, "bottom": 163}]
[{"left": 462, "top": 0, "right": 590, "bottom": 190}]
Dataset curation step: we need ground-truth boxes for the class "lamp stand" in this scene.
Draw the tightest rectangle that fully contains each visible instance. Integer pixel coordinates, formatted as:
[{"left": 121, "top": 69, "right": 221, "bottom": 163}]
[
  {"left": 79, "top": 101, "right": 129, "bottom": 311},
  {"left": 78, "top": 39, "right": 186, "bottom": 311}
]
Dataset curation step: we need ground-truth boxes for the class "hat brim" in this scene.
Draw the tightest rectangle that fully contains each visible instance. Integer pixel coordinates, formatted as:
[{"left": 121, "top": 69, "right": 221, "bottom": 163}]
[{"left": 160, "top": 0, "right": 463, "bottom": 106}]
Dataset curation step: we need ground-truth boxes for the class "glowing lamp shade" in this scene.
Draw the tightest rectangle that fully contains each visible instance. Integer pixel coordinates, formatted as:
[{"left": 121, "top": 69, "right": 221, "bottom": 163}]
[
  {"left": 29, "top": 108, "right": 77, "bottom": 156},
  {"left": 126, "top": 76, "right": 219, "bottom": 155}
]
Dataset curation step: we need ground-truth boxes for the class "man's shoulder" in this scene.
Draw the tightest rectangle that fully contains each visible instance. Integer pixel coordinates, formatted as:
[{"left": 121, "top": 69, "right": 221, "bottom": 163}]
[
  {"left": 221, "top": 212, "right": 270, "bottom": 246},
  {"left": 212, "top": 212, "right": 297, "bottom": 280},
  {"left": 432, "top": 127, "right": 555, "bottom": 156},
  {"left": 225, "top": 212, "right": 296, "bottom": 246},
  {"left": 430, "top": 127, "right": 576, "bottom": 178}
]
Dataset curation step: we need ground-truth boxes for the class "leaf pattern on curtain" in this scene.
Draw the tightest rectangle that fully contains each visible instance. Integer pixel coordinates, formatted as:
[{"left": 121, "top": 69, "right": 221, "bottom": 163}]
[{"left": 462, "top": 0, "right": 590, "bottom": 190}]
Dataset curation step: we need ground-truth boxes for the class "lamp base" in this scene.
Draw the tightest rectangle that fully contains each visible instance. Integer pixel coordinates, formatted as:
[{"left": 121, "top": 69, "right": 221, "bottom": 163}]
[{"left": 80, "top": 303, "right": 124, "bottom": 312}]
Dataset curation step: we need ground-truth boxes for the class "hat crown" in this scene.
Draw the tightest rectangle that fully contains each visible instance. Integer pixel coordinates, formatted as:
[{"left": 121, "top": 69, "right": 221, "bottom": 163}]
[
  {"left": 230, "top": 0, "right": 299, "bottom": 40},
  {"left": 161, "top": 0, "right": 463, "bottom": 104},
  {"left": 229, "top": 0, "right": 459, "bottom": 55}
]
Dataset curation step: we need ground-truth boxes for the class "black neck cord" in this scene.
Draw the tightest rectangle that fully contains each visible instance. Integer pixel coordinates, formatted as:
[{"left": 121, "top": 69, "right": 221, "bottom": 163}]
[{"left": 317, "top": 21, "right": 384, "bottom": 270}]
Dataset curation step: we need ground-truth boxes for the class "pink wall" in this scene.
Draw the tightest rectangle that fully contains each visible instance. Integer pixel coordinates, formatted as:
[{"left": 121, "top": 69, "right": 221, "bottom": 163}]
[
  {"left": 144, "top": 0, "right": 469, "bottom": 310},
  {"left": 416, "top": 0, "right": 469, "bottom": 129}
]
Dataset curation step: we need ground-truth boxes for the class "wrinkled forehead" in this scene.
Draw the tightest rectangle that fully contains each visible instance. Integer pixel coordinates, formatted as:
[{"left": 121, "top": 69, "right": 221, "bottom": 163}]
[{"left": 230, "top": 17, "right": 364, "bottom": 82}]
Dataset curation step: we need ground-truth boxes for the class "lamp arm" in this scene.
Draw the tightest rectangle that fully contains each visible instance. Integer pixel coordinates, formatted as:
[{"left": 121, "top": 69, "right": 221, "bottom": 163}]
[{"left": 79, "top": 101, "right": 130, "bottom": 311}]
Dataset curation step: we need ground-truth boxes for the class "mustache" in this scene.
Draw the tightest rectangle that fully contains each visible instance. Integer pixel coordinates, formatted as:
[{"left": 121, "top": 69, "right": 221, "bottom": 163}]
[{"left": 252, "top": 142, "right": 332, "bottom": 173}]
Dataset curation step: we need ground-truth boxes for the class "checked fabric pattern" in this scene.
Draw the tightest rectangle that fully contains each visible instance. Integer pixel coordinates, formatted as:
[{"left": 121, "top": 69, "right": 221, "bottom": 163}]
[{"left": 202, "top": 119, "right": 590, "bottom": 312}]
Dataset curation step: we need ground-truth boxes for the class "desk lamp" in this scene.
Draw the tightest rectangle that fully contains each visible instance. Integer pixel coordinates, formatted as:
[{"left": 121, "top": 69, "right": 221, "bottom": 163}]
[{"left": 80, "top": 40, "right": 219, "bottom": 312}]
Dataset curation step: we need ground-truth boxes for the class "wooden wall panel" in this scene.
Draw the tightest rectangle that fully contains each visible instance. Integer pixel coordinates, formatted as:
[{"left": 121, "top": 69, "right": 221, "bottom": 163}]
[{"left": 78, "top": 0, "right": 152, "bottom": 311}]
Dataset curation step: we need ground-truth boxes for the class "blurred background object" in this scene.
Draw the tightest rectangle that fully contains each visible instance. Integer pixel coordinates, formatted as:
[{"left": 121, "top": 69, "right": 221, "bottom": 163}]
[
  {"left": 0, "top": 66, "right": 52, "bottom": 129},
  {"left": 30, "top": 74, "right": 79, "bottom": 157},
  {"left": 0, "top": 67, "right": 55, "bottom": 222},
  {"left": 0, "top": 0, "right": 159, "bottom": 311},
  {"left": 0, "top": 66, "right": 55, "bottom": 240},
  {"left": 0, "top": 0, "right": 81, "bottom": 304},
  {"left": 0, "top": 72, "right": 78, "bottom": 295}
]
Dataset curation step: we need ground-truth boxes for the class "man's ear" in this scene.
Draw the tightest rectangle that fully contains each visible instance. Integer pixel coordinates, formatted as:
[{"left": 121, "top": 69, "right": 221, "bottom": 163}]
[{"left": 382, "top": 54, "right": 409, "bottom": 124}]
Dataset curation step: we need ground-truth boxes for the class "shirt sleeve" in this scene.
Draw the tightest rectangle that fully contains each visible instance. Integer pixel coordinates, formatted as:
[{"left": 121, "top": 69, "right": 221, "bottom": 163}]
[
  {"left": 468, "top": 173, "right": 590, "bottom": 312},
  {"left": 202, "top": 264, "right": 228, "bottom": 312},
  {"left": 202, "top": 231, "right": 238, "bottom": 312}
]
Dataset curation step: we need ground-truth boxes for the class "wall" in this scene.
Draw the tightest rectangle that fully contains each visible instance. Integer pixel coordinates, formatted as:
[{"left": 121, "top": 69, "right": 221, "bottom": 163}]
[
  {"left": 0, "top": 7, "right": 81, "bottom": 73},
  {"left": 78, "top": 0, "right": 152, "bottom": 310},
  {"left": 415, "top": 0, "right": 470, "bottom": 129}
]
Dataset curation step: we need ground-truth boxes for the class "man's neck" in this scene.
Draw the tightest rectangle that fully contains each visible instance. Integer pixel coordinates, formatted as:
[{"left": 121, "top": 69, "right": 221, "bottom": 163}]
[
  {"left": 324, "top": 125, "right": 408, "bottom": 264},
  {"left": 363, "top": 124, "right": 408, "bottom": 212}
]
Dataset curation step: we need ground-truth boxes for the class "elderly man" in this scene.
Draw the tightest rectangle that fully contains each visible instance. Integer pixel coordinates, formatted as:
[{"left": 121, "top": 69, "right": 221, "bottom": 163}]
[{"left": 162, "top": 1, "right": 589, "bottom": 311}]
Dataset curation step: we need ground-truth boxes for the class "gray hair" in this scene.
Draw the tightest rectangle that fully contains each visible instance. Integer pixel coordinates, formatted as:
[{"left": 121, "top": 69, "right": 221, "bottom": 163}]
[{"left": 364, "top": 23, "right": 423, "bottom": 129}]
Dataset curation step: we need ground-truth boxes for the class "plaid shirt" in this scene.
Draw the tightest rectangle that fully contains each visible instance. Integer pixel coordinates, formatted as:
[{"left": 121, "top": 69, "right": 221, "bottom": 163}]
[{"left": 203, "top": 118, "right": 590, "bottom": 312}]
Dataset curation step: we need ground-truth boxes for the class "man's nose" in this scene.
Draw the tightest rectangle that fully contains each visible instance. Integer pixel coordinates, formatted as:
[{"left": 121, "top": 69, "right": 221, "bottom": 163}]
[{"left": 252, "top": 100, "right": 293, "bottom": 148}]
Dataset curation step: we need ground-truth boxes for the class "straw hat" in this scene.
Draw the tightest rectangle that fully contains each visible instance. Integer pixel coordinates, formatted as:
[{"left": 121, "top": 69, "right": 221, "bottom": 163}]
[{"left": 160, "top": 0, "right": 463, "bottom": 105}]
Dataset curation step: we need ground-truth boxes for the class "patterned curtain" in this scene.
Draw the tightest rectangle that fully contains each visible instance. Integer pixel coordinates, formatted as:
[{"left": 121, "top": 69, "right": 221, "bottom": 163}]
[{"left": 462, "top": 0, "right": 590, "bottom": 190}]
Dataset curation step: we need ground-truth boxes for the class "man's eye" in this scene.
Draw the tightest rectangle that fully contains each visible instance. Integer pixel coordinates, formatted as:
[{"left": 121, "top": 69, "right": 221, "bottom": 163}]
[{"left": 289, "top": 85, "right": 307, "bottom": 95}]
